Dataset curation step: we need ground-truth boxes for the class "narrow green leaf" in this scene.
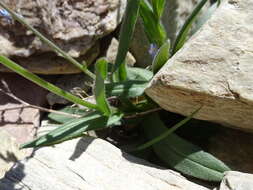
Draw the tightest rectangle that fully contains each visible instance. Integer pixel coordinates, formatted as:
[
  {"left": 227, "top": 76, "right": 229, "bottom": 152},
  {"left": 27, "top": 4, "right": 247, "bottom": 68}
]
[
  {"left": 0, "top": 56, "right": 98, "bottom": 110},
  {"left": 21, "top": 111, "right": 123, "bottom": 148},
  {"left": 191, "top": 2, "right": 219, "bottom": 35},
  {"left": 136, "top": 107, "right": 200, "bottom": 151},
  {"left": 140, "top": 0, "right": 167, "bottom": 46},
  {"left": 0, "top": 2, "right": 95, "bottom": 79},
  {"left": 151, "top": 0, "right": 166, "bottom": 19},
  {"left": 106, "top": 80, "right": 149, "bottom": 98},
  {"left": 142, "top": 113, "right": 230, "bottom": 182},
  {"left": 113, "top": 0, "right": 140, "bottom": 81},
  {"left": 48, "top": 107, "right": 88, "bottom": 124},
  {"left": 172, "top": 0, "right": 208, "bottom": 55},
  {"left": 152, "top": 39, "right": 170, "bottom": 74},
  {"left": 94, "top": 58, "right": 112, "bottom": 116}
]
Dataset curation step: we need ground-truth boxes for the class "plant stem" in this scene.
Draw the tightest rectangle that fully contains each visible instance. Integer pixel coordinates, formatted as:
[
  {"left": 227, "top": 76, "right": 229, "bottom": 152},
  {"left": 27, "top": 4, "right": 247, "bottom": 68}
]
[{"left": 0, "top": 56, "right": 98, "bottom": 110}]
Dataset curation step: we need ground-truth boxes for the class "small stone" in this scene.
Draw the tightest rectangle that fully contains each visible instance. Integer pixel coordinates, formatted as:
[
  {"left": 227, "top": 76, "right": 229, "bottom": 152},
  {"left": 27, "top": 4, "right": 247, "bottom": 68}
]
[
  {"left": 219, "top": 172, "right": 253, "bottom": 190},
  {"left": 106, "top": 38, "right": 136, "bottom": 66}
]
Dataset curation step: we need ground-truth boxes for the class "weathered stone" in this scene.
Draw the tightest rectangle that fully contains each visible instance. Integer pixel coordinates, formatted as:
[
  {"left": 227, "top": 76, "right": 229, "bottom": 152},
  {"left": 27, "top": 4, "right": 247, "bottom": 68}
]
[
  {"left": 46, "top": 74, "right": 92, "bottom": 106},
  {"left": 0, "top": 130, "right": 29, "bottom": 178},
  {"left": 146, "top": 0, "right": 253, "bottom": 131},
  {"left": 0, "top": 43, "right": 100, "bottom": 74},
  {"left": 0, "top": 73, "right": 49, "bottom": 126},
  {"left": 0, "top": 0, "right": 126, "bottom": 58},
  {"left": 219, "top": 172, "right": 253, "bottom": 190},
  {"left": 106, "top": 38, "right": 136, "bottom": 66},
  {"left": 0, "top": 136, "right": 208, "bottom": 190},
  {"left": 130, "top": 0, "right": 210, "bottom": 67},
  {"left": 0, "top": 0, "right": 126, "bottom": 74}
]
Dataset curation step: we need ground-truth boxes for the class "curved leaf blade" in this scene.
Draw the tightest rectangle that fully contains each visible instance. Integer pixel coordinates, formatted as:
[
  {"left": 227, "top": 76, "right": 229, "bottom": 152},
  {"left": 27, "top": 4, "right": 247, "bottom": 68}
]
[
  {"left": 113, "top": 0, "right": 140, "bottom": 81},
  {"left": 172, "top": 0, "right": 208, "bottom": 55},
  {"left": 152, "top": 39, "right": 170, "bottom": 74},
  {"left": 142, "top": 113, "right": 230, "bottom": 182},
  {"left": 94, "top": 58, "right": 112, "bottom": 116},
  {"left": 21, "top": 112, "right": 123, "bottom": 148},
  {"left": 0, "top": 55, "right": 98, "bottom": 110}
]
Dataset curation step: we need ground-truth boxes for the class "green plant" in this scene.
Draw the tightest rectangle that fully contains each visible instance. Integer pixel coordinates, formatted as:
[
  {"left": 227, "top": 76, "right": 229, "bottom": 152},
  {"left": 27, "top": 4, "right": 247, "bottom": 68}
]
[{"left": 0, "top": 0, "right": 229, "bottom": 182}]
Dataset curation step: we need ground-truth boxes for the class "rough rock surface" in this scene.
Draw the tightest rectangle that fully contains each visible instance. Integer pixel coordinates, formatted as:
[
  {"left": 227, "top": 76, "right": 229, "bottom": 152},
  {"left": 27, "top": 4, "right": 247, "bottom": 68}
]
[
  {"left": 131, "top": 0, "right": 210, "bottom": 67},
  {"left": 0, "top": 0, "right": 126, "bottom": 74},
  {"left": 146, "top": 0, "right": 253, "bottom": 131},
  {"left": 0, "top": 137, "right": 209, "bottom": 190},
  {"left": 219, "top": 172, "right": 253, "bottom": 190},
  {"left": 0, "top": 130, "right": 30, "bottom": 178}
]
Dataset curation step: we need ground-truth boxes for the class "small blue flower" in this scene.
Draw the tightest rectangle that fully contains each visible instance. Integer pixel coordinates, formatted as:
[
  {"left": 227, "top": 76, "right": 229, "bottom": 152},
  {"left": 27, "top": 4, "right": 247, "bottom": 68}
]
[
  {"left": 0, "top": 9, "right": 11, "bottom": 19},
  {"left": 148, "top": 43, "right": 159, "bottom": 58}
]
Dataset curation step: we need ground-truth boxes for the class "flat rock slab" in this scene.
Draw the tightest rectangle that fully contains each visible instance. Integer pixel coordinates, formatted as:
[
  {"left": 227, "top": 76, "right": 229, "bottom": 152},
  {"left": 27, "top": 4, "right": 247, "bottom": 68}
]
[
  {"left": 219, "top": 171, "right": 253, "bottom": 190},
  {"left": 146, "top": 0, "right": 253, "bottom": 131},
  {"left": 0, "top": 137, "right": 208, "bottom": 190}
]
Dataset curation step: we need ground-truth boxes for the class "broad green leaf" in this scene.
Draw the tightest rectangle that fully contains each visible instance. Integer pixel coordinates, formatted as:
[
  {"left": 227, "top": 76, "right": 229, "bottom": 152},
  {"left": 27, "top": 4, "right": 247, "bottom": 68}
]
[
  {"left": 0, "top": 55, "right": 98, "bottom": 110},
  {"left": 151, "top": 0, "right": 166, "bottom": 19},
  {"left": 106, "top": 80, "right": 149, "bottom": 98},
  {"left": 48, "top": 107, "right": 88, "bottom": 124},
  {"left": 142, "top": 113, "right": 230, "bottom": 182},
  {"left": 127, "top": 67, "right": 153, "bottom": 81},
  {"left": 152, "top": 39, "right": 170, "bottom": 74},
  {"left": 107, "top": 67, "right": 153, "bottom": 98},
  {"left": 140, "top": 0, "right": 167, "bottom": 46},
  {"left": 94, "top": 58, "right": 112, "bottom": 116},
  {"left": 0, "top": 2, "right": 95, "bottom": 79},
  {"left": 113, "top": 0, "right": 140, "bottom": 81},
  {"left": 21, "top": 111, "right": 123, "bottom": 148},
  {"left": 172, "top": 0, "right": 208, "bottom": 55}
]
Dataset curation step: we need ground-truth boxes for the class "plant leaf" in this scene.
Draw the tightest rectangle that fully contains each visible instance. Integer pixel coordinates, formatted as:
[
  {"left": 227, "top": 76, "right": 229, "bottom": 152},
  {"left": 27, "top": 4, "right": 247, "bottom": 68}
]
[
  {"left": 106, "top": 80, "right": 149, "bottom": 98},
  {"left": 142, "top": 113, "right": 230, "bottom": 182},
  {"left": 136, "top": 107, "right": 201, "bottom": 151},
  {"left": 0, "top": 55, "right": 98, "bottom": 110},
  {"left": 0, "top": 2, "right": 95, "bottom": 79},
  {"left": 191, "top": 1, "right": 220, "bottom": 35},
  {"left": 113, "top": 0, "right": 140, "bottom": 81},
  {"left": 152, "top": 39, "right": 170, "bottom": 74},
  {"left": 48, "top": 107, "right": 88, "bottom": 124},
  {"left": 139, "top": 0, "right": 167, "bottom": 46},
  {"left": 172, "top": 0, "right": 208, "bottom": 55},
  {"left": 127, "top": 67, "right": 153, "bottom": 81},
  {"left": 21, "top": 111, "right": 123, "bottom": 148},
  {"left": 94, "top": 58, "right": 112, "bottom": 116},
  {"left": 151, "top": 0, "right": 166, "bottom": 19}
]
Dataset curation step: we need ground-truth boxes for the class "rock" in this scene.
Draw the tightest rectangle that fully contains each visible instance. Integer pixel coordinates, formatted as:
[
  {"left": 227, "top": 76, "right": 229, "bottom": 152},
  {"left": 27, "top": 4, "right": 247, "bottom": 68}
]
[
  {"left": 207, "top": 128, "right": 253, "bottom": 174},
  {"left": 219, "top": 171, "right": 253, "bottom": 190},
  {"left": 0, "top": 73, "right": 49, "bottom": 126},
  {"left": 130, "top": 0, "right": 210, "bottom": 67},
  {"left": 0, "top": 43, "right": 100, "bottom": 74},
  {"left": 0, "top": 0, "right": 126, "bottom": 58},
  {"left": 0, "top": 136, "right": 208, "bottom": 190},
  {"left": 0, "top": 0, "right": 126, "bottom": 74},
  {"left": 0, "top": 129, "right": 29, "bottom": 178},
  {"left": 46, "top": 74, "right": 92, "bottom": 106},
  {"left": 106, "top": 38, "right": 136, "bottom": 66},
  {"left": 0, "top": 73, "right": 48, "bottom": 178},
  {"left": 146, "top": 0, "right": 253, "bottom": 131}
]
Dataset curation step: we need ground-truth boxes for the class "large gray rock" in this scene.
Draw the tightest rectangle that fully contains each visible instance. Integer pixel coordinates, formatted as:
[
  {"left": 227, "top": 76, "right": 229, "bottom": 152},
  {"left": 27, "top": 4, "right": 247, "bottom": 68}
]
[
  {"left": 0, "top": 137, "right": 209, "bottom": 190},
  {"left": 0, "top": 0, "right": 126, "bottom": 74},
  {"left": 130, "top": 0, "right": 210, "bottom": 67},
  {"left": 219, "top": 172, "right": 253, "bottom": 190},
  {"left": 146, "top": 0, "right": 253, "bottom": 132}
]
